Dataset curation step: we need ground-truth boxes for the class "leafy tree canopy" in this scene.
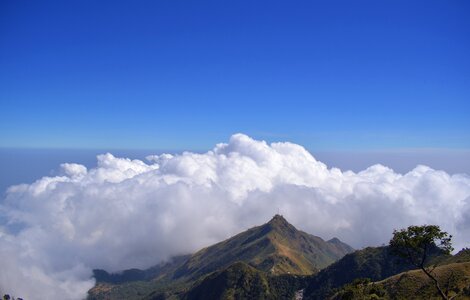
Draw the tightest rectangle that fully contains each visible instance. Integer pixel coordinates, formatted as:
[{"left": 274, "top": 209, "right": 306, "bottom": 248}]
[{"left": 389, "top": 225, "right": 453, "bottom": 268}]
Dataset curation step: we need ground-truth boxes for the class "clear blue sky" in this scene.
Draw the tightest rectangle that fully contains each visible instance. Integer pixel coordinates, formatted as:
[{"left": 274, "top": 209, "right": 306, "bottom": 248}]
[{"left": 1, "top": 0, "right": 469, "bottom": 150}]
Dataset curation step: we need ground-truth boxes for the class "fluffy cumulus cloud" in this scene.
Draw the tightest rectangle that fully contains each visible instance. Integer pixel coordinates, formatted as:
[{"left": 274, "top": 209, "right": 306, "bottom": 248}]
[{"left": 1, "top": 134, "right": 469, "bottom": 299}]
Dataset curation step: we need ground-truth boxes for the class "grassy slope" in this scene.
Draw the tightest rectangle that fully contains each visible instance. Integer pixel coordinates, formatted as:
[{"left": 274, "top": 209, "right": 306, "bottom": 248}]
[
  {"left": 331, "top": 262, "right": 470, "bottom": 300},
  {"left": 328, "top": 249, "right": 470, "bottom": 300},
  {"left": 380, "top": 262, "right": 470, "bottom": 299}
]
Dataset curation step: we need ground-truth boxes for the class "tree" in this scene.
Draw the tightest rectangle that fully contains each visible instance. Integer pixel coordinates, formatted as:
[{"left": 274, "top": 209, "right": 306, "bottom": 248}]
[{"left": 389, "top": 225, "right": 454, "bottom": 300}]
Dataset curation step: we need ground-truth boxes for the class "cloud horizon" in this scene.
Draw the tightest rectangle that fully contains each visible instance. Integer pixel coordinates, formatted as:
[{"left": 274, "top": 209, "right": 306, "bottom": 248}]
[{"left": 1, "top": 133, "right": 469, "bottom": 299}]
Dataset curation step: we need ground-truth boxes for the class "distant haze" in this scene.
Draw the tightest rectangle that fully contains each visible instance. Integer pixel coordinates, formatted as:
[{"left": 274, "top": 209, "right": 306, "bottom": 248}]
[{"left": 315, "top": 149, "right": 470, "bottom": 175}]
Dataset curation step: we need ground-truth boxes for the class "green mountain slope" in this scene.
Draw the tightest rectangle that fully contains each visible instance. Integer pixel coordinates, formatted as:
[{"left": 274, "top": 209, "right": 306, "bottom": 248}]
[
  {"left": 303, "top": 246, "right": 416, "bottom": 299},
  {"left": 174, "top": 215, "right": 354, "bottom": 279},
  {"left": 182, "top": 262, "right": 308, "bottom": 300},
  {"left": 304, "top": 247, "right": 470, "bottom": 300}
]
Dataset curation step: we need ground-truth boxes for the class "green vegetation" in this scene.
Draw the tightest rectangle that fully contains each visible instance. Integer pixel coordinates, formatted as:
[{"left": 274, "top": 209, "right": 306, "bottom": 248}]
[
  {"left": 303, "top": 246, "right": 416, "bottom": 299},
  {"left": 328, "top": 231, "right": 470, "bottom": 300},
  {"left": 331, "top": 278, "right": 388, "bottom": 300},
  {"left": 437, "top": 248, "right": 470, "bottom": 265},
  {"left": 332, "top": 261, "right": 470, "bottom": 300},
  {"left": 303, "top": 225, "right": 455, "bottom": 300},
  {"left": 381, "top": 262, "right": 470, "bottom": 299},
  {"left": 182, "top": 262, "right": 308, "bottom": 300},
  {"left": 389, "top": 225, "right": 454, "bottom": 299}
]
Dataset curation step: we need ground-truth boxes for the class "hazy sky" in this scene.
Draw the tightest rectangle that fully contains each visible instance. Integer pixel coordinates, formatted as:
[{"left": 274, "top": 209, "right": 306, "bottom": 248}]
[{"left": 1, "top": 0, "right": 469, "bottom": 150}]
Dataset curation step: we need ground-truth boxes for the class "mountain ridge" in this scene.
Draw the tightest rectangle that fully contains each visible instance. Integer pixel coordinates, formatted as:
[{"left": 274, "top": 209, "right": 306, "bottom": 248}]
[
  {"left": 173, "top": 214, "right": 354, "bottom": 279},
  {"left": 89, "top": 215, "right": 353, "bottom": 299}
]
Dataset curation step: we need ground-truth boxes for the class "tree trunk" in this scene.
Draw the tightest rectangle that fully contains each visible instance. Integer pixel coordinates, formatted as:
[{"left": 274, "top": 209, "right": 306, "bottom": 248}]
[{"left": 421, "top": 267, "right": 448, "bottom": 300}]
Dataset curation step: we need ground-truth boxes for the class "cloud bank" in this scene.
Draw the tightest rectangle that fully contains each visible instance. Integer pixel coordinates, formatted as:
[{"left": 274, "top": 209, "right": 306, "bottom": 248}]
[{"left": 1, "top": 134, "right": 469, "bottom": 299}]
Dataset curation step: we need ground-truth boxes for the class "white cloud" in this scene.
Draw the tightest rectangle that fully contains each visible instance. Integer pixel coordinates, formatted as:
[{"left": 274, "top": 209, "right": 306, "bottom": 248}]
[{"left": 1, "top": 133, "right": 469, "bottom": 299}]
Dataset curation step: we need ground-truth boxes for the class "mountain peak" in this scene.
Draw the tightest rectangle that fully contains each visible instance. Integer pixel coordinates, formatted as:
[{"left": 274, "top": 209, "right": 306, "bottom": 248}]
[
  {"left": 266, "top": 214, "right": 297, "bottom": 236},
  {"left": 172, "top": 214, "right": 354, "bottom": 279},
  {"left": 328, "top": 237, "right": 341, "bottom": 243},
  {"left": 268, "top": 214, "right": 288, "bottom": 225}
]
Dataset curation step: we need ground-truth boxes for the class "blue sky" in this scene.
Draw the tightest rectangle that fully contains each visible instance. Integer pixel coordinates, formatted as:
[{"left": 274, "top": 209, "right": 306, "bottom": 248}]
[{"left": 1, "top": 0, "right": 469, "bottom": 150}]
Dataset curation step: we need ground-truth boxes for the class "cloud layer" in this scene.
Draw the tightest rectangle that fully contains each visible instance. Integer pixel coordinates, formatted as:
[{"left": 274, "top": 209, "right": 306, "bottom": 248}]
[{"left": 1, "top": 134, "right": 469, "bottom": 299}]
